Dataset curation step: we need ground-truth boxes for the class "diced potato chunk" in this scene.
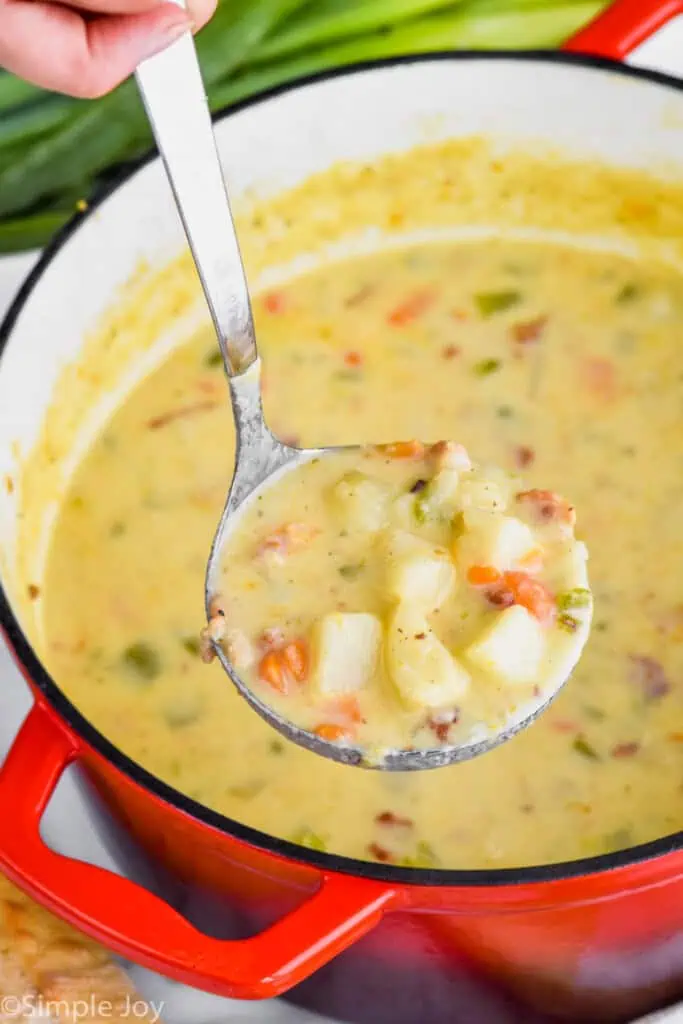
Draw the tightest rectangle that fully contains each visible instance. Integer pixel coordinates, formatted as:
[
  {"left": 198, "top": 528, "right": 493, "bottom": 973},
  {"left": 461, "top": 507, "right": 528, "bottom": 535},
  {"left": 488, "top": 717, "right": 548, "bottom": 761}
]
[
  {"left": 384, "top": 530, "right": 455, "bottom": 611},
  {"left": 386, "top": 605, "right": 470, "bottom": 710},
  {"left": 456, "top": 514, "right": 537, "bottom": 571},
  {"left": 311, "top": 613, "right": 381, "bottom": 697},
  {"left": 329, "top": 472, "right": 389, "bottom": 533},
  {"left": 458, "top": 477, "right": 508, "bottom": 512},
  {"left": 464, "top": 605, "right": 545, "bottom": 687},
  {"left": 423, "top": 469, "right": 461, "bottom": 514}
]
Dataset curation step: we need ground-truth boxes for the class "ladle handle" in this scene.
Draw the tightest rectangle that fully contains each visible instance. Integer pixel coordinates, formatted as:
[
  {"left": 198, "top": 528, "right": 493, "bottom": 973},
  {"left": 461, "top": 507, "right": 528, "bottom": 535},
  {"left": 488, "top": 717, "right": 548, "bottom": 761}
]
[{"left": 135, "top": 30, "right": 257, "bottom": 376}]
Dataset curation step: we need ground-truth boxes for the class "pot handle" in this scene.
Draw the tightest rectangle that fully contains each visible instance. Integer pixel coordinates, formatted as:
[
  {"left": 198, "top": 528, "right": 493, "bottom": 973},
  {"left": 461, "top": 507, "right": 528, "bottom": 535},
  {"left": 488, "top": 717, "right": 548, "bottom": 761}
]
[
  {"left": 0, "top": 702, "right": 398, "bottom": 998},
  {"left": 563, "top": 0, "right": 683, "bottom": 60}
]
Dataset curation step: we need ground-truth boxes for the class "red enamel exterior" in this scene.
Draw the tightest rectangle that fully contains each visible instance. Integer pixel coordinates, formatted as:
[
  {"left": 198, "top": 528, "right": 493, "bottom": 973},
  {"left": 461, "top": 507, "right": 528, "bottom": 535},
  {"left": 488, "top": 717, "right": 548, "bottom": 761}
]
[{"left": 2, "top": 3, "right": 683, "bottom": 1021}]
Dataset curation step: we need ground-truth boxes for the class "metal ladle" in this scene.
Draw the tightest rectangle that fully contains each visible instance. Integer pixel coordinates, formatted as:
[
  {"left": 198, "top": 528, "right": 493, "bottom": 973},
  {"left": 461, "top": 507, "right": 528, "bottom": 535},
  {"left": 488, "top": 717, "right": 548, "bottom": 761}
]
[{"left": 135, "top": 31, "right": 581, "bottom": 770}]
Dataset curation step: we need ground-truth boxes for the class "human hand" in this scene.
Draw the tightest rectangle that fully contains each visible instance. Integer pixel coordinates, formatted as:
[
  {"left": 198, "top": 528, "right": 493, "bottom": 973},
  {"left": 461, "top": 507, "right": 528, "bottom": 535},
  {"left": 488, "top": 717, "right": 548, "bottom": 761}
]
[{"left": 0, "top": 0, "right": 216, "bottom": 98}]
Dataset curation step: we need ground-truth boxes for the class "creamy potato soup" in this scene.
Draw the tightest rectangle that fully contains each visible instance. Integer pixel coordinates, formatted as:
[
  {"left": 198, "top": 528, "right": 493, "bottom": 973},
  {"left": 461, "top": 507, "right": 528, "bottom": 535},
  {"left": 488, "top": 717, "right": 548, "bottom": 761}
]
[
  {"left": 41, "top": 236, "right": 683, "bottom": 869},
  {"left": 211, "top": 442, "right": 591, "bottom": 759}
]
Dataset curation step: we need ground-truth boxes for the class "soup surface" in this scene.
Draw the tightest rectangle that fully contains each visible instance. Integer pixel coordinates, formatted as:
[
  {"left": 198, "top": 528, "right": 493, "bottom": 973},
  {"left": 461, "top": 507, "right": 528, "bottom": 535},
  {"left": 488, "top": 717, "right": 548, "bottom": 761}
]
[
  {"left": 212, "top": 442, "right": 591, "bottom": 760},
  {"left": 44, "top": 239, "right": 683, "bottom": 869}
]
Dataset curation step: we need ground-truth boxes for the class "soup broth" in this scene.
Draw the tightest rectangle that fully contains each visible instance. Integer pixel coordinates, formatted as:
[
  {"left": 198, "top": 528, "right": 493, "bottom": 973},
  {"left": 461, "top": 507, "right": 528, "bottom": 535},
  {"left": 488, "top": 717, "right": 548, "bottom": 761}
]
[{"left": 43, "top": 238, "right": 683, "bottom": 869}]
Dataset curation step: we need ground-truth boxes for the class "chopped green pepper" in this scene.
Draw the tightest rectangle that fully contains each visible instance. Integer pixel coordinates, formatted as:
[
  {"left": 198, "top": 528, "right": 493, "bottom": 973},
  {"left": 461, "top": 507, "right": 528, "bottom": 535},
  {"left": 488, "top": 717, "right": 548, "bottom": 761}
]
[
  {"left": 573, "top": 735, "right": 599, "bottom": 760},
  {"left": 291, "top": 828, "right": 327, "bottom": 851},
  {"left": 616, "top": 283, "right": 639, "bottom": 304},
  {"left": 122, "top": 642, "right": 161, "bottom": 682},
  {"left": 557, "top": 588, "right": 592, "bottom": 611},
  {"left": 475, "top": 290, "right": 521, "bottom": 317},
  {"left": 399, "top": 840, "right": 439, "bottom": 868},
  {"left": 557, "top": 613, "right": 580, "bottom": 634},
  {"left": 182, "top": 636, "right": 201, "bottom": 656},
  {"left": 473, "top": 358, "right": 502, "bottom": 377},
  {"left": 339, "top": 563, "right": 365, "bottom": 580}
]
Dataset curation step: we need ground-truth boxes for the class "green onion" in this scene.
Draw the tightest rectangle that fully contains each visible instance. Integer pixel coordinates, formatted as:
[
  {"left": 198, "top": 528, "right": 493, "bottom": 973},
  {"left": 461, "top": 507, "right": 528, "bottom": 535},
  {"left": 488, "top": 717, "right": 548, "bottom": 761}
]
[{"left": 475, "top": 290, "right": 521, "bottom": 317}]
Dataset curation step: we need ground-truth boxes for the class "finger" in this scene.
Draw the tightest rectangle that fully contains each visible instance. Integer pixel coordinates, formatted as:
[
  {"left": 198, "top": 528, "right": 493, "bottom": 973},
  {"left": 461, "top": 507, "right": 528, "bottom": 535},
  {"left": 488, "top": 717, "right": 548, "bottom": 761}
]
[
  {"left": 186, "top": 0, "right": 216, "bottom": 30},
  {"left": 58, "top": 0, "right": 216, "bottom": 26},
  {"left": 0, "top": 0, "right": 191, "bottom": 97}
]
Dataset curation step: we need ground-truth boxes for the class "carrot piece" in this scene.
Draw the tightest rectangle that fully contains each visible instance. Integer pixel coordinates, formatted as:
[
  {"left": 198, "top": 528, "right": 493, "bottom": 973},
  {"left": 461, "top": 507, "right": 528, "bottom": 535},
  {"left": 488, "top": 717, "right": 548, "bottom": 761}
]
[
  {"left": 258, "top": 651, "right": 287, "bottom": 693},
  {"left": 257, "top": 522, "right": 319, "bottom": 559},
  {"left": 387, "top": 290, "right": 433, "bottom": 326},
  {"left": 281, "top": 639, "right": 309, "bottom": 683},
  {"left": 325, "top": 694, "right": 363, "bottom": 724},
  {"left": 344, "top": 350, "right": 363, "bottom": 367},
  {"left": 467, "top": 565, "right": 502, "bottom": 587},
  {"left": 263, "top": 291, "right": 286, "bottom": 314},
  {"left": 502, "top": 571, "right": 556, "bottom": 625},
  {"left": 315, "top": 723, "right": 351, "bottom": 742},
  {"left": 376, "top": 439, "right": 425, "bottom": 459}
]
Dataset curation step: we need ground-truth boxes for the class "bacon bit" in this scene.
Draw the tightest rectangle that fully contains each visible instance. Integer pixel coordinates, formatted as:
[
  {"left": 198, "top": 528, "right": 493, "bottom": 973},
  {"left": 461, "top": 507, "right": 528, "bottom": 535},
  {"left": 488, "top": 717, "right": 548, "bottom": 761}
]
[
  {"left": 147, "top": 400, "right": 219, "bottom": 430},
  {"left": 368, "top": 842, "right": 394, "bottom": 863},
  {"left": 511, "top": 316, "right": 547, "bottom": 345},
  {"left": 484, "top": 585, "right": 516, "bottom": 610},
  {"left": 387, "top": 290, "right": 433, "bottom": 327},
  {"left": 430, "top": 721, "right": 451, "bottom": 742},
  {"left": 549, "top": 719, "right": 579, "bottom": 734},
  {"left": 314, "top": 722, "right": 352, "bottom": 743},
  {"left": 428, "top": 440, "right": 472, "bottom": 472},
  {"left": 514, "top": 445, "right": 535, "bottom": 469},
  {"left": 450, "top": 309, "right": 469, "bottom": 323},
  {"left": 262, "top": 291, "right": 286, "bottom": 314},
  {"left": 345, "top": 284, "right": 375, "bottom": 307},
  {"left": 344, "top": 350, "right": 363, "bottom": 368},
  {"left": 428, "top": 708, "right": 459, "bottom": 742},
  {"left": 4, "top": 476, "right": 14, "bottom": 495},
  {"left": 27, "top": 584, "right": 40, "bottom": 601},
  {"left": 467, "top": 565, "right": 502, "bottom": 587},
  {"left": 516, "top": 489, "right": 576, "bottom": 526},
  {"left": 629, "top": 655, "right": 671, "bottom": 700},
  {"left": 376, "top": 439, "right": 425, "bottom": 460},
  {"left": 487, "top": 572, "right": 556, "bottom": 625},
  {"left": 611, "top": 742, "right": 640, "bottom": 758},
  {"left": 580, "top": 356, "right": 619, "bottom": 402},
  {"left": 376, "top": 811, "right": 413, "bottom": 828},
  {"left": 257, "top": 522, "right": 320, "bottom": 560},
  {"left": 442, "top": 344, "right": 461, "bottom": 360}
]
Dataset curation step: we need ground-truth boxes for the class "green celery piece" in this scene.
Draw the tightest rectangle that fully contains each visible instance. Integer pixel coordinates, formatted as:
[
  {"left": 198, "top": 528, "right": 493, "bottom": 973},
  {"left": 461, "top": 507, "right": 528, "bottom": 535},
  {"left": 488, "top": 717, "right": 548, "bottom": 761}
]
[{"left": 254, "top": 0, "right": 465, "bottom": 64}]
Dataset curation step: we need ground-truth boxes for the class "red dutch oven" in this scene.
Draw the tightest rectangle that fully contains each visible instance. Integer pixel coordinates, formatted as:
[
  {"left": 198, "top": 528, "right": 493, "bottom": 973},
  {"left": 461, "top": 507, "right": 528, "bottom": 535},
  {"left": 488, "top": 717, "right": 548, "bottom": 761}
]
[{"left": 2, "top": 1, "right": 683, "bottom": 1020}]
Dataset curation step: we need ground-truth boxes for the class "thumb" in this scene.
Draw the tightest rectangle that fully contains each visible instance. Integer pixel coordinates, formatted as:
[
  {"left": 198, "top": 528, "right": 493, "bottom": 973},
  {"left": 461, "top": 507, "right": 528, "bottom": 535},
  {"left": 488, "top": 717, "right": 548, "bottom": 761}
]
[{"left": 84, "top": 4, "right": 192, "bottom": 94}]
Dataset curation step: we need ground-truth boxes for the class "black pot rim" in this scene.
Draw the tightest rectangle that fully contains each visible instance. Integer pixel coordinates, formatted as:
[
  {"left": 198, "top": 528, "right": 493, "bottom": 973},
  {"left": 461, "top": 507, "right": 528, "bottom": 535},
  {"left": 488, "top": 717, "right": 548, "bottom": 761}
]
[{"left": 2, "top": 48, "right": 683, "bottom": 891}]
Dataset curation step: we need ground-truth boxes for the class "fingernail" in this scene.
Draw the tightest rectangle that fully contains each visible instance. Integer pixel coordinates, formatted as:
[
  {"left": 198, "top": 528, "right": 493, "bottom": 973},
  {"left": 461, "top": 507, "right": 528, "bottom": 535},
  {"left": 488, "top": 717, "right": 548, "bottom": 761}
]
[{"left": 138, "top": 14, "right": 190, "bottom": 62}]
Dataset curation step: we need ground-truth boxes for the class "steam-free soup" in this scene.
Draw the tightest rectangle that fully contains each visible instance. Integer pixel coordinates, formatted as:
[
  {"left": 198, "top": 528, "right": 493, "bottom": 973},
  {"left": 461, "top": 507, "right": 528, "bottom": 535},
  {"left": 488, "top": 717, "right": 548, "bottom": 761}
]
[{"left": 43, "top": 239, "right": 683, "bottom": 868}]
